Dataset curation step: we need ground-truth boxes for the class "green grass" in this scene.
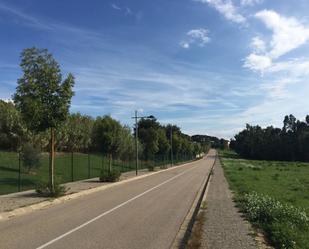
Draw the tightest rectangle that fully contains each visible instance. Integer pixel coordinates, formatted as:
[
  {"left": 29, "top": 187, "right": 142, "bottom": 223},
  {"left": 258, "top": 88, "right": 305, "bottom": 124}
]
[{"left": 219, "top": 150, "right": 309, "bottom": 249}]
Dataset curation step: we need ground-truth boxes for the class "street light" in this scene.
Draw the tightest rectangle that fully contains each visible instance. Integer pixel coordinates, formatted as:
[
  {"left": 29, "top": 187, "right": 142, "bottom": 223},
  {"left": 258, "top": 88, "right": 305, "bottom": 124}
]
[
  {"left": 131, "top": 110, "right": 154, "bottom": 176},
  {"left": 170, "top": 125, "right": 173, "bottom": 166}
]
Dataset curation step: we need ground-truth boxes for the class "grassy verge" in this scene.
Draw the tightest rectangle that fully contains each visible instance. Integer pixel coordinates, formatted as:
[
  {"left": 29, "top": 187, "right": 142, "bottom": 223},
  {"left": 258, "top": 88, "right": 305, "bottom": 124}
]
[{"left": 219, "top": 150, "right": 309, "bottom": 249}]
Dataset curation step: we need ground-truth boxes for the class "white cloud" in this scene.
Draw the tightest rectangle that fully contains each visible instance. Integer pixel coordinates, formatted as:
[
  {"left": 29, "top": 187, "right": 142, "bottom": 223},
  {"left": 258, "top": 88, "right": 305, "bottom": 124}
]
[
  {"left": 243, "top": 53, "right": 272, "bottom": 72},
  {"left": 187, "top": 29, "right": 210, "bottom": 46},
  {"left": 255, "top": 10, "right": 309, "bottom": 59},
  {"left": 240, "top": 0, "right": 263, "bottom": 6},
  {"left": 180, "top": 41, "right": 190, "bottom": 49},
  {"left": 111, "top": 3, "right": 133, "bottom": 16},
  {"left": 180, "top": 28, "right": 210, "bottom": 48},
  {"left": 195, "top": 0, "right": 246, "bottom": 24},
  {"left": 111, "top": 3, "right": 121, "bottom": 10},
  {"left": 244, "top": 10, "right": 309, "bottom": 75},
  {"left": 250, "top": 36, "right": 266, "bottom": 53},
  {"left": 268, "top": 59, "right": 309, "bottom": 77}
]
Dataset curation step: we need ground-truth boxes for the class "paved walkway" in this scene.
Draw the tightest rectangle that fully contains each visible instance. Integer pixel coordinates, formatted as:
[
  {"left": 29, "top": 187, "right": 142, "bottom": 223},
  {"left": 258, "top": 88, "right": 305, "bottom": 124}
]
[{"left": 201, "top": 158, "right": 257, "bottom": 249}]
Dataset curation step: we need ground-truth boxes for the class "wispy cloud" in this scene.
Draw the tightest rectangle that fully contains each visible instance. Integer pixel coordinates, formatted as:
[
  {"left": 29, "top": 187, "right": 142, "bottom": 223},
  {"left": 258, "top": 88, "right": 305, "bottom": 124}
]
[
  {"left": 240, "top": 0, "right": 263, "bottom": 6},
  {"left": 110, "top": 3, "right": 133, "bottom": 16},
  {"left": 180, "top": 28, "right": 210, "bottom": 48},
  {"left": 195, "top": 0, "right": 246, "bottom": 24},
  {"left": 0, "top": 2, "right": 51, "bottom": 30},
  {"left": 111, "top": 3, "right": 121, "bottom": 10}
]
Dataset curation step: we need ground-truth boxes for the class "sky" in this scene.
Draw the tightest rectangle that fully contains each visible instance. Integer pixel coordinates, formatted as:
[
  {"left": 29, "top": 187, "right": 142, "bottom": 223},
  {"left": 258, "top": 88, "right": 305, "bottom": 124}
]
[{"left": 1, "top": 0, "right": 309, "bottom": 139}]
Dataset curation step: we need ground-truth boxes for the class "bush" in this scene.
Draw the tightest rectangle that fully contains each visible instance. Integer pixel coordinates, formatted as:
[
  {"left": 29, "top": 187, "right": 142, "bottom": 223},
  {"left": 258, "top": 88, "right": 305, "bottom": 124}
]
[
  {"left": 21, "top": 143, "right": 41, "bottom": 173},
  {"left": 99, "top": 169, "right": 121, "bottom": 182},
  {"left": 238, "top": 192, "right": 309, "bottom": 249},
  {"left": 36, "top": 181, "right": 68, "bottom": 197},
  {"left": 148, "top": 164, "right": 155, "bottom": 171}
]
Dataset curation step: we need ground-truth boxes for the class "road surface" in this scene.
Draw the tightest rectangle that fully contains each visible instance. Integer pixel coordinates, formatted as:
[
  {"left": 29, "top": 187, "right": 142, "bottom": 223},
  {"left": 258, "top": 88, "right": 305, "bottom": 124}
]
[{"left": 0, "top": 150, "right": 216, "bottom": 249}]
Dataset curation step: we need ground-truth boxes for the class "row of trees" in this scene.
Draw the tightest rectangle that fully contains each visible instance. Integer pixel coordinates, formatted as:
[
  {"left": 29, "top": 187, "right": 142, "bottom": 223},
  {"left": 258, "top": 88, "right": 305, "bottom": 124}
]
[
  {"left": 0, "top": 100, "right": 208, "bottom": 161},
  {"left": 0, "top": 47, "right": 210, "bottom": 192},
  {"left": 230, "top": 114, "right": 309, "bottom": 161}
]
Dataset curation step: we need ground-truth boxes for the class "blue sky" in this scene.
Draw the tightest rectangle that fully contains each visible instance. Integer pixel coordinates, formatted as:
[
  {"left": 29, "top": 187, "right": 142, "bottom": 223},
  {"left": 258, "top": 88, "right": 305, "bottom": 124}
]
[{"left": 1, "top": 0, "right": 309, "bottom": 139}]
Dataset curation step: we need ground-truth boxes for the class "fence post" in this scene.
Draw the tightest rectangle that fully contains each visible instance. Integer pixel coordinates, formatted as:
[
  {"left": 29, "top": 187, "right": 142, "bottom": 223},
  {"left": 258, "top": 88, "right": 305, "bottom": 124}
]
[
  {"left": 18, "top": 151, "right": 21, "bottom": 192},
  {"left": 88, "top": 153, "right": 90, "bottom": 178},
  {"left": 71, "top": 151, "right": 74, "bottom": 182}
]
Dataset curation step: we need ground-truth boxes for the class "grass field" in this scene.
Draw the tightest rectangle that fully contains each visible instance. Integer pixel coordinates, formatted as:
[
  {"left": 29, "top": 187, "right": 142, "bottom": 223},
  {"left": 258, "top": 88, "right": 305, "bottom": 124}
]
[
  {"left": 0, "top": 151, "right": 189, "bottom": 195},
  {"left": 219, "top": 150, "right": 309, "bottom": 249}
]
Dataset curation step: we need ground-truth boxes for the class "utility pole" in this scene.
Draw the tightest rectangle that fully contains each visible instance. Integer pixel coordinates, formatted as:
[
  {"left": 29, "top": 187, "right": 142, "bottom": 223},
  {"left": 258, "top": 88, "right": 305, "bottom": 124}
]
[
  {"left": 131, "top": 111, "right": 154, "bottom": 176},
  {"left": 170, "top": 126, "right": 173, "bottom": 166},
  {"left": 134, "top": 110, "right": 138, "bottom": 176}
]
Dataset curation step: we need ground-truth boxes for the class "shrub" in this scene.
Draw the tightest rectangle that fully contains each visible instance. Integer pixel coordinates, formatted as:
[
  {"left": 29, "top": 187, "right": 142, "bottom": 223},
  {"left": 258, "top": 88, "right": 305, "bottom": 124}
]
[
  {"left": 238, "top": 192, "right": 309, "bottom": 249},
  {"left": 148, "top": 164, "right": 155, "bottom": 171},
  {"left": 99, "top": 169, "right": 121, "bottom": 182},
  {"left": 36, "top": 181, "right": 68, "bottom": 197},
  {"left": 21, "top": 143, "right": 41, "bottom": 173}
]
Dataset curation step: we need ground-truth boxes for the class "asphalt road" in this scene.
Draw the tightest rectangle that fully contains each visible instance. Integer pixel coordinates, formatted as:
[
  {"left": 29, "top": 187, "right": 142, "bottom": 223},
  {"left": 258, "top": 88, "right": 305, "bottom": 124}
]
[{"left": 0, "top": 150, "right": 216, "bottom": 249}]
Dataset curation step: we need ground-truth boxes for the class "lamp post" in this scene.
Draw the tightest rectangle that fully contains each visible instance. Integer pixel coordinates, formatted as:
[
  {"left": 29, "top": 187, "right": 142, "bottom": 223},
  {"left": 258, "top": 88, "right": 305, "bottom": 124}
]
[
  {"left": 170, "top": 126, "right": 173, "bottom": 166},
  {"left": 131, "top": 111, "right": 154, "bottom": 176}
]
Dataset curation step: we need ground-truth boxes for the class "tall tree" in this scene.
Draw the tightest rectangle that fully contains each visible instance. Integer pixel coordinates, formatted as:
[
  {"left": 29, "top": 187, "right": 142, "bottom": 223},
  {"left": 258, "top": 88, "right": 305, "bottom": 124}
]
[
  {"left": 13, "top": 47, "right": 74, "bottom": 192},
  {"left": 92, "top": 116, "right": 123, "bottom": 172},
  {"left": 138, "top": 118, "right": 160, "bottom": 160}
]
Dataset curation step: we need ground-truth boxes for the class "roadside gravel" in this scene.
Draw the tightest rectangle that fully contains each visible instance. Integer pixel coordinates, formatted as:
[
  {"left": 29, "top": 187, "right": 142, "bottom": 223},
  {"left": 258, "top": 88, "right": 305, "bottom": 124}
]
[{"left": 201, "top": 158, "right": 257, "bottom": 249}]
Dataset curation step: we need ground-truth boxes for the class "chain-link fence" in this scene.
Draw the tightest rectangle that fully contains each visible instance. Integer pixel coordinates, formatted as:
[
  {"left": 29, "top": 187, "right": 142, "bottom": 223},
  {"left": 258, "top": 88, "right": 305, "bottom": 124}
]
[{"left": 0, "top": 151, "right": 196, "bottom": 195}]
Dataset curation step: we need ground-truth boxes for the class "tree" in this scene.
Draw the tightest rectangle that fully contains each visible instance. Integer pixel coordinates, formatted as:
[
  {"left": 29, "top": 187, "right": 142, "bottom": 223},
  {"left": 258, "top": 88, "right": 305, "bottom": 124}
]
[
  {"left": 0, "top": 100, "right": 26, "bottom": 150},
  {"left": 157, "top": 128, "right": 170, "bottom": 156},
  {"left": 92, "top": 116, "right": 123, "bottom": 172},
  {"left": 118, "top": 126, "right": 136, "bottom": 161},
  {"left": 138, "top": 118, "right": 160, "bottom": 160},
  {"left": 13, "top": 47, "right": 74, "bottom": 192},
  {"left": 59, "top": 113, "right": 94, "bottom": 152}
]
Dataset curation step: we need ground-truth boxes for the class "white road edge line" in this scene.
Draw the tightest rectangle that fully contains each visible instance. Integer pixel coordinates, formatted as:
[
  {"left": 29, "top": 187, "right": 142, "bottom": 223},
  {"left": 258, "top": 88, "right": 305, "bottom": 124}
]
[{"left": 36, "top": 163, "right": 200, "bottom": 249}]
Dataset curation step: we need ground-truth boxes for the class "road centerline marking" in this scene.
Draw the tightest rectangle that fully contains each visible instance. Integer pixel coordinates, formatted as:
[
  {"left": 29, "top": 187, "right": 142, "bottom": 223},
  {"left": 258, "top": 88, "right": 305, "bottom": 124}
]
[{"left": 36, "top": 162, "right": 203, "bottom": 249}]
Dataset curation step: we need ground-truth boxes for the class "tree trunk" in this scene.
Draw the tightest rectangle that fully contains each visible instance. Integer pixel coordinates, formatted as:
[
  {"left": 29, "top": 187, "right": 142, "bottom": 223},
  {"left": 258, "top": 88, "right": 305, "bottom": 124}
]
[
  {"left": 50, "top": 127, "right": 55, "bottom": 192},
  {"left": 109, "top": 153, "right": 112, "bottom": 173}
]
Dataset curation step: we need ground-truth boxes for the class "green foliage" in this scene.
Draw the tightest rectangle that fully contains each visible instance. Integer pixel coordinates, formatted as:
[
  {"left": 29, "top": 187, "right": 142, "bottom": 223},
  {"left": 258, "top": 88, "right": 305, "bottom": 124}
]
[
  {"left": 231, "top": 114, "right": 309, "bottom": 161},
  {"left": 99, "top": 169, "right": 121, "bottom": 182},
  {"left": 21, "top": 143, "right": 41, "bottom": 173},
  {"left": 138, "top": 118, "right": 160, "bottom": 159},
  {"left": 157, "top": 128, "right": 170, "bottom": 155},
  {"left": 57, "top": 113, "right": 94, "bottom": 152},
  {"left": 118, "top": 126, "right": 137, "bottom": 161},
  {"left": 92, "top": 116, "right": 123, "bottom": 156},
  {"left": 0, "top": 100, "right": 26, "bottom": 150},
  {"left": 238, "top": 192, "right": 308, "bottom": 249},
  {"left": 13, "top": 47, "right": 75, "bottom": 132},
  {"left": 36, "top": 181, "right": 68, "bottom": 197}
]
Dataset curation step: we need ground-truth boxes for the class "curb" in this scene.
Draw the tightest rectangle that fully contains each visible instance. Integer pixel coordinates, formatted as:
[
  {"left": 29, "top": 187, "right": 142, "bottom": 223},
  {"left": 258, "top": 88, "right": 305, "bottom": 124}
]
[
  {"left": 0, "top": 158, "right": 202, "bottom": 222},
  {"left": 170, "top": 152, "right": 216, "bottom": 249}
]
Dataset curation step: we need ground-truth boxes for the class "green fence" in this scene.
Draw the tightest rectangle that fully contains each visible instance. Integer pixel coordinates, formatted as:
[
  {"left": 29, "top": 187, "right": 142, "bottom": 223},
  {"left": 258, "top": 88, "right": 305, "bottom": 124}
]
[{"left": 0, "top": 151, "right": 195, "bottom": 195}]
